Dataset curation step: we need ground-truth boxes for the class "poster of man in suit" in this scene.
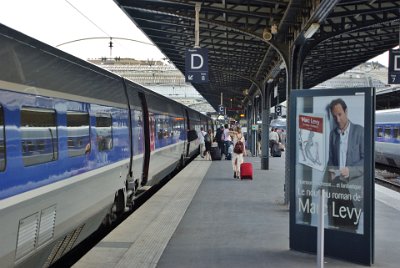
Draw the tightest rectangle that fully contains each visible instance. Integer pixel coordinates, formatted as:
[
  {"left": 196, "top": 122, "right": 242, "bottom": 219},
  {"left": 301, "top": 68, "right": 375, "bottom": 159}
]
[{"left": 295, "top": 94, "right": 365, "bottom": 234}]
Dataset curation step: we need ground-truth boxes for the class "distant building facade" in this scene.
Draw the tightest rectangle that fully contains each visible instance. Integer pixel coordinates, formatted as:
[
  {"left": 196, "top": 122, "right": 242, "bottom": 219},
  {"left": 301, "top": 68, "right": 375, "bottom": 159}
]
[
  {"left": 314, "top": 61, "right": 388, "bottom": 91},
  {"left": 88, "top": 58, "right": 215, "bottom": 113}
]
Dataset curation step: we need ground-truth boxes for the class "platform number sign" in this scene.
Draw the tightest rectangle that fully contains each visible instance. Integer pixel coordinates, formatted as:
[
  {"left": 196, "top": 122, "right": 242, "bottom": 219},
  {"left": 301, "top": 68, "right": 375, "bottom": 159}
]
[
  {"left": 185, "top": 48, "right": 209, "bottom": 83},
  {"left": 275, "top": 105, "right": 282, "bottom": 116},
  {"left": 388, "top": 49, "right": 400, "bottom": 84},
  {"left": 218, "top": 105, "right": 224, "bottom": 114}
]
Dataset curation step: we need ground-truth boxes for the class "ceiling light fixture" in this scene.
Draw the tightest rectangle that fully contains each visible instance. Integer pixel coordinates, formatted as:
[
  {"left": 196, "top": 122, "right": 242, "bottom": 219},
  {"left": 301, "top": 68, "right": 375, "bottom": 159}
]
[{"left": 263, "top": 28, "right": 272, "bottom": 41}]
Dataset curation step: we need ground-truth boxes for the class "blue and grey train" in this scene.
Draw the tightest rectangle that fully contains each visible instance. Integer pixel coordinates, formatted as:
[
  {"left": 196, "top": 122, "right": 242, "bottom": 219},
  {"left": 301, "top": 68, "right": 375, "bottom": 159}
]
[
  {"left": 375, "top": 108, "right": 400, "bottom": 168},
  {"left": 0, "top": 24, "right": 213, "bottom": 267}
]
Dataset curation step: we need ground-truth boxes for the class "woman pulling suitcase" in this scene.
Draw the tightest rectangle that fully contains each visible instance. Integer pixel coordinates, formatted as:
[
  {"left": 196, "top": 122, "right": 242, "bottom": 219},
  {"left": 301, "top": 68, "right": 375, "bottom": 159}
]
[{"left": 232, "top": 126, "right": 246, "bottom": 178}]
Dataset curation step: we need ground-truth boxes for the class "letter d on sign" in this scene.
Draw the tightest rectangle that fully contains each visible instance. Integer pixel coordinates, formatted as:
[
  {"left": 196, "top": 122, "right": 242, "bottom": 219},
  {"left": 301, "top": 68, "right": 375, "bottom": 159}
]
[{"left": 191, "top": 54, "right": 203, "bottom": 69}]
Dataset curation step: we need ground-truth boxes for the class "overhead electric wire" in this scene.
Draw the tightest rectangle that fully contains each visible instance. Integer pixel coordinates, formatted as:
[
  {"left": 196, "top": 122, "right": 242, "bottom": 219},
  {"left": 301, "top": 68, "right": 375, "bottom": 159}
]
[
  {"left": 56, "top": 37, "right": 154, "bottom": 48},
  {"left": 62, "top": 0, "right": 158, "bottom": 59},
  {"left": 64, "top": 0, "right": 111, "bottom": 37}
]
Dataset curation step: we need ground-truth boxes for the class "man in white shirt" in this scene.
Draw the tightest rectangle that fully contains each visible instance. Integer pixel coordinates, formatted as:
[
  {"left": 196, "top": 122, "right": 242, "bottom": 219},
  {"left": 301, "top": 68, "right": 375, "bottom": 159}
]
[
  {"left": 223, "top": 124, "right": 232, "bottom": 159},
  {"left": 269, "top": 128, "right": 280, "bottom": 155},
  {"left": 198, "top": 127, "right": 206, "bottom": 157}
]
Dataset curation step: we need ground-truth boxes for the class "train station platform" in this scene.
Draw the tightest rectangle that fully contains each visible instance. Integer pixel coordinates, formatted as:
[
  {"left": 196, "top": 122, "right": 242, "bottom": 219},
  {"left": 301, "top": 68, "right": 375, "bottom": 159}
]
[{"left": 74, "top": 152, "right": 400, "bottom": 268}]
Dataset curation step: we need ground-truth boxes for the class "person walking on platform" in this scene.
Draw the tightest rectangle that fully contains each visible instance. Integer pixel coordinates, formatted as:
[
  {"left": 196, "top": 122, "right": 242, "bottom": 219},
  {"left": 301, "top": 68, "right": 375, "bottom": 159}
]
[
  {"left": 198, "top": 127, "right": 206, "bottom": 158},
  {"left": 203, "top": 129, "right": 213, "bottom": 160},
  {"left": 257, "top": 129, "right": 262, "bottom": 155},
  {"left": 232, "top": 126, "right": 246, "bottom": 178},
  {"left": 269, "top": 128, "right": 280, "bottom": 156},
  {"left": 215, "top": 125, "right": 224, "bottom": 155},
  {"left": 223, "top": 124, "right": 232, "bottom": 160}
]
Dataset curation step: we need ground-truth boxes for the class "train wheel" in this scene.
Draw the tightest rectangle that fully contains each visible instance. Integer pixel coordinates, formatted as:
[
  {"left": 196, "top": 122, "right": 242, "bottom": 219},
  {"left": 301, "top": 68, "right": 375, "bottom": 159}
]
[
  {"left": 102, "top": 190, "right": 125, "bottom": 226},
  {"left": 103, "top": 204, "right": 118, "bottom": 226}
]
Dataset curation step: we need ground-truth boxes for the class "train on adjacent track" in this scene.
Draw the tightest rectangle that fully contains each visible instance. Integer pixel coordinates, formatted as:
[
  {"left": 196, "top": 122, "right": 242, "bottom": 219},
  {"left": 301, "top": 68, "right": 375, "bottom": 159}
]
[
  {"left": 0, "top": 24, "right": 213, "bottom": 267},
  {"left": 375, "top": 108, "right": 400, "bottom": 169}
]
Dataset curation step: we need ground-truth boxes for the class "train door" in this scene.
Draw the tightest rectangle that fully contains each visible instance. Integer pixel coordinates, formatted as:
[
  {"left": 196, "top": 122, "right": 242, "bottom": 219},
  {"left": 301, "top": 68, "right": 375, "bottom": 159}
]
[
  {"left": 122, "top": 79, "right": 133, "bottom": 178},
  {"left": 185, "top": 109, "right": 190, "bottom": 157},
  {"left": 138, "top": 92, "right": 150, "bottom": 186}
]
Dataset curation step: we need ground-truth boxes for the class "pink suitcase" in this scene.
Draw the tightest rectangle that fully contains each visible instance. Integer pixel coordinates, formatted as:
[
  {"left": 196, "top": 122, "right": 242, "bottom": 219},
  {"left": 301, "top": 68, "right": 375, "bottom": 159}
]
[{"left": 240, "top": 162, "right": 253, "bottom": 180}]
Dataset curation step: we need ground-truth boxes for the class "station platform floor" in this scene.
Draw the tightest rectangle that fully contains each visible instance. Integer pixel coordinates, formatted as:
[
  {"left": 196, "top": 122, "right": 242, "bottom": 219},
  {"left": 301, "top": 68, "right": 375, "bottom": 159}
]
[{"left": 74, "top": 152, "right": 400, "bottom": 268}]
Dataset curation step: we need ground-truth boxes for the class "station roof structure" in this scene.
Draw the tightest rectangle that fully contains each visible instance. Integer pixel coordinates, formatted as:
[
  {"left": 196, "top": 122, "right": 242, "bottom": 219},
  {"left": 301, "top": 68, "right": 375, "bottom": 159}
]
[{"left": 114, "top": 0, "right": 400, "bottom": 114}]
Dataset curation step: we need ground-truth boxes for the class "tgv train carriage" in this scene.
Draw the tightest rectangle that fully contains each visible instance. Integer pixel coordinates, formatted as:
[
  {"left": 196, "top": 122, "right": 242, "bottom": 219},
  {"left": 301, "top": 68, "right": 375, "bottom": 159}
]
[
  {"left": 0, "top": 24, "right": 213, "bottom": 267},
  {"left": 375, "top": 108, "right": 400, "bottom": 168}
]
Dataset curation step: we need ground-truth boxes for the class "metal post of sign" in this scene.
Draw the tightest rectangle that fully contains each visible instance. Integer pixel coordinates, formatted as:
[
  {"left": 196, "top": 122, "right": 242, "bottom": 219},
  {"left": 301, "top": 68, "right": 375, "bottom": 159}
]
[
  {"left": 221, "top": 92, "right": 223, "bottom": 106},
  {"left": 317, "top": 188, "right": 325, "bottom": 268},
  {"left": 194, "top": 3, "right": 201, "bottom": 48}
]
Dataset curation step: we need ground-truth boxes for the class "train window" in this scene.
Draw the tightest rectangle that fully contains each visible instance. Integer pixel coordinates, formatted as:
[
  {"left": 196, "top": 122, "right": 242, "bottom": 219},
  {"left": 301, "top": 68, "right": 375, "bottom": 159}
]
[
  {"left": 67, "top": 111, "right": 90, "bottom": 157},
  {"left": 133, "top": 111, "right": 144, "bottom": 155},
  {"left": 377, "top": 127, "right": 383, "bottom": 138},
  {"left": 0, "top": 106, "right": 5, "bottom": 171},
  {"left": 394, "top": 128, "right": 399, "bottom": 140},
  {"left": 156, "top": 115, "right": 170, "bottom": 140},
  {"left": 21, "top": 107, "right": 58, "bottom": 166},
  {"left": 384, "top": 128, "right": 391, "bottom": 139},
  {"left": 172, "top": 117, "right": 183, "bottom": 137},
  {"left": 96, "top": 115, "right": 113, "bottom": 151}
]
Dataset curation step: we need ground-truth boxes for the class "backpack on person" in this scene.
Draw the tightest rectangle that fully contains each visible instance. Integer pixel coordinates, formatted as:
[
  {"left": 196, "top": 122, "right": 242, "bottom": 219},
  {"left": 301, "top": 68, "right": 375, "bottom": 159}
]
[{"left": 233, "top": 140, "right": 244, "bottom": 154}]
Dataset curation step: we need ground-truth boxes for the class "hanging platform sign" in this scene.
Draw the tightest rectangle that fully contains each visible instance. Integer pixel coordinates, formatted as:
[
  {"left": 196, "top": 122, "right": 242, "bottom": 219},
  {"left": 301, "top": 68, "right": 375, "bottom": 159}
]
[
  {"left": 275, "top": 105, "right": 282, "bottom": 116},
  {"left": 218, "top": 104, "right": 224, "bottom": 114},
  {"left": 388, "top": 49, "right": 400, "bottom": 84},
  {"left": 185, "top": 48, "right": 209, "bottom": 83}
]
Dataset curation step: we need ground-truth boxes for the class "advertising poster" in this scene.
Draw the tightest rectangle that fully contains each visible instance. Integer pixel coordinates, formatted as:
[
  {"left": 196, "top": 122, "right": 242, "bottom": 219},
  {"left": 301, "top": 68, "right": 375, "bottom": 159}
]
[
  {"left": 295, "top": 95, "right": 365, "bottom": 234},
  {"left": 298, "top": 114, "right": 325, "bottom": 172},
  {"left": 290, "top": 87, "right": 374, "bottom": 265}
]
